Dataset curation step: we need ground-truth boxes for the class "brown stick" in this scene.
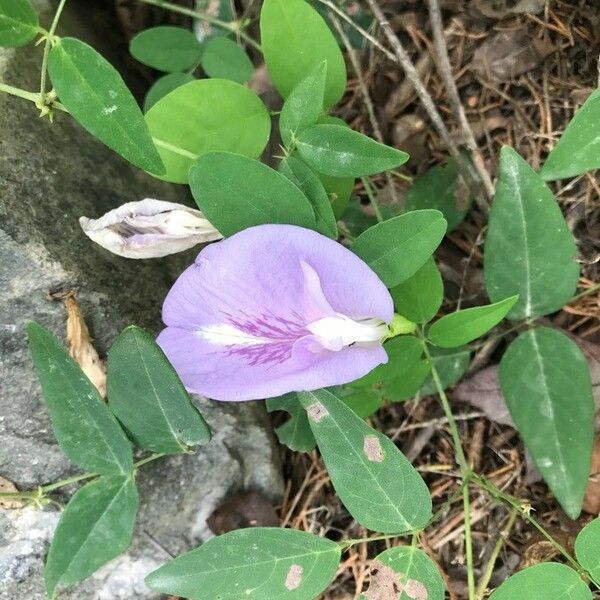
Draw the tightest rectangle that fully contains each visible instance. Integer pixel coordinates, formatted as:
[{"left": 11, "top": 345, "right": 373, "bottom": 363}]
[{"left": 426, "top": 0, "right": 495, "bottom": 201}]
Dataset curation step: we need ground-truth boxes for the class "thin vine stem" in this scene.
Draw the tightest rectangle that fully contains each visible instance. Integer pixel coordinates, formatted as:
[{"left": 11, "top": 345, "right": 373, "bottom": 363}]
[
  {"left": 421, "top": 334, "right": 476, "bottom": 600},
  {"left": 0, "top": 81, "right": 68, "bottom": 111},
  {"left": 39, "top": 0, "right": 68, "bottom": 102},
  {"left": 0, "top": 453, "right": 166, "bottom": 501},
  {"left": 361, "top": 177, "right": 384, "bottom": 223},
  {"left": 135, "top": 0, "right": 262, "bottom": 52}
]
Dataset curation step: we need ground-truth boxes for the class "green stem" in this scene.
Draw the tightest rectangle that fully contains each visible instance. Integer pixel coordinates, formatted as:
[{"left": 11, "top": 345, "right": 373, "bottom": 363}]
[
  {"left": 135, "top": 0, "right": 262, "bottom": 52},
  {"left": 421, "top": 335, "right": 475, "bottom": 600},
  {"left": 0, "top": 453, "right": 166, "bottom": 501},
  {"left": 0, "top": 81, "right": 68, "bottom": 110},
  {"left": 471, "top": 474, "right": 583, "bottom": 574},
  {"left": 39, "top": 0, "right": 68, "bottom": 100},
  {"left": 361, "top": 177, "right": 384, "bottom": 223}
]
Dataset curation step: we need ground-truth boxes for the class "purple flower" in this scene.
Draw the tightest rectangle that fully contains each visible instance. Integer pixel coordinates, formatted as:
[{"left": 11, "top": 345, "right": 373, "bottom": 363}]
[{"left": 157, "top": 225, "right": 394, "bottom": 401}]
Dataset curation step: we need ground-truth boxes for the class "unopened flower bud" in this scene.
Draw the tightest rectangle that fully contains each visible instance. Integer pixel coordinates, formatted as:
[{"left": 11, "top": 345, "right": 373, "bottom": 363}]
[{"left": 79, "top": 198, "right": 222, "bottom": 259}]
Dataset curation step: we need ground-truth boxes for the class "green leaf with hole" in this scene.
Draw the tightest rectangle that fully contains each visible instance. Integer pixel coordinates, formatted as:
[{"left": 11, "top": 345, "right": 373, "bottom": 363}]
[
  {"left": 358, "top": 546, "right": 445, "bottom": 600},
  {"left": 499, "top": 327, "right": 594, "bottom": 519},
  {"left": 143, "top": 72, "right": 195, "bottom": 112},
  {"left": 201, "top": 36, "right": 254, "bottom": 83},
  {"left": 45, "top": 475, "right": 138, "bottom": 599},
  {"left": 260, "top": 0, "right": 346, "bottom": 108},
  {"left": 145, "top": 79, "right": 271, "bottom": 183},
  {"left": 489, "top": 563, "right": 591, "bottom": 600},
  {"left": 27, "top": 322, "right": 133, "bottom": 475},
  {"left": 48, "top": 38, "right": 165, "bottom": 175},
  {"left": 575, "top": 517, "right": 600, "bottom": 584},
  {"left": 279, "top": 61, "right": 327, "bottom": 148},
  {"left": 405, "top": 159, "right": 470, "bottom": 232},
  {"left": 279, "top": 155, "right": 337, "bottom": 237},
  {"left": 350, "top": 336, "right": 424, "bottom": 389},
  {"left": 541, "top": 88, "right": 600, "bottom": 181},
  {"left": 352, "top": 210, "right": 447, "bottom": 288},
  {"left": 428, "top": 295, "right": 518, "bottom": 348},
  {"left": 484, "top": 146, "right": 579, "bottom": 320},
  {"left": 420, "top": 346, "right": 470, "bottom": 396},
  {"left": 146, "top": 527, "right": 341, "bottom": 599},
  {"left": 0, "top": 0, "right": 38, "bottom": 46},
  {"left": 299, "top": 388, "right": 432, "bottom": 533},
  {"left": 130, "top": 26, "right": 202, "bottom": 73},
  {"left": 266, "top": 393, "right": 316, "bottom": 452},
  {"left": 391, "top": 258, "right": 443, "bottom": 324},
  {"left": 190, "top": 152, "right": 315, "bottom": 236},
  {"left": 297, "top": 124, "right": 409, "bottom": 177},
  {"left": 107, "top": 326, "right": 211, "bottom": 454}
]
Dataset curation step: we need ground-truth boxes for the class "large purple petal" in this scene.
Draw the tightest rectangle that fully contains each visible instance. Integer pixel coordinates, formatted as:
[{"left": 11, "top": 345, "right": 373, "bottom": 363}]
[{"left": 158, "top": 224, "right": 394, "bottom": 401}]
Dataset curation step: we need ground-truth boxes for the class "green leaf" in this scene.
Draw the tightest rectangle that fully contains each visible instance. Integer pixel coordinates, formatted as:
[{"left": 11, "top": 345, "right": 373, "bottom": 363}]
[
  {"left": 299, "top": 388, "right": 432, "bottom": 533},
  {"left": 352, "top": 210, "right": 447, "bottom": 288},
  {"left": 107, "top": 326, "right": 211, "bottom": 454},
  {"left": 488, "top": 563, "right": 591, "bottom": 600},
  {"left": 48, "top": 38, "right": 165, "bottom": 175},
  {"left": 338, "top": 387, "right": 382, "bottom": 419},
  {"left": 386, "top": 359, "right": 432, "bottom": 401},
  {"left": 146, "top": 527, "right": 341, "bottom": 599},
  {"left": 279, "top": 61, "right": 327, "bottom": 148},
  {"left": 405, "top": 159, "right": 470, "bottom": 232},
  {"left": 45, "top": 475, "right": 138, "bottom": 599},
  {"left": 316, "top": 115, "right": 355, "bottom": 217},
  {"left": 499, "top": 327, "right": 594, "bottom": 519},
  {"left": 575, "top": 517, "right": 600, "bottom": 584},
  {"left": 145, "top": 79, "right": 271, "bottom": 184},
  {"left": 541, "top": 88, "right": 600, "bottom": 180},
  {"left": 143, "top": 72, "right": 195, "bottom": 112},
  {"left": 391, "top": 258, "right": 443, "bottom": 324},
  {"left": 0, "top": 0, "right": 38, "bottom": 46},
  {"left": 266, "top": 394, "right": 316, "bottom": 452},
  {"left": 27, "top": 322, "right": 133, "bottom": 475},
  {"left": 428, "top": 295, "right": 518, "bottom": 348},
  {"left": 189, "top": 152, "right": 315, "bottom": 236},
  {"left": 350, "top": 336, "right": 424, "bottom": 389},
  {"left": 279, "top": 155, "right": 337, "bottom": 237},
  {"left": 420, "top": 346, "right": 470, "bottom": 396},
  {"left": 260, "top": 0, "right": 346, "bottom": 108},
  {"left": 130, "top": 26, "right": 202, "bottom": 73},
  {"left": 201, "top": 36, "right": 254, "bottom": 83},
  {"left": 484, "top": 146, "right": 579, "bottom": 320},
  {"left": 297, "top": 124, "right": 409, "bottom": 177},
  {"left": 359, "top": 546, "right": 445, "bottom": 600}
]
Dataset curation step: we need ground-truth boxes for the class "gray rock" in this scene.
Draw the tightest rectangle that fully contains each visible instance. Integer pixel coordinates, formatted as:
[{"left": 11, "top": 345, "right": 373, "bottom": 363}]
[{"left": 0, "top": 2, "right": 283, "bottom": 598}]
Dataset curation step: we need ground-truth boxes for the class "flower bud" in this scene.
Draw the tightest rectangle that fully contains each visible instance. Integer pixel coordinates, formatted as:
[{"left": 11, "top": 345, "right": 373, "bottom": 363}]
[{"left": 79, "top": 199, "right": 222, "bottom": 259}]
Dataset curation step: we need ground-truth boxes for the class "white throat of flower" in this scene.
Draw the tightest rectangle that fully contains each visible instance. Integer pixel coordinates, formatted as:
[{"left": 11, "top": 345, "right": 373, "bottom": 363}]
[{"left": 306, "top": 314, "right": 389, "bottom": 351}]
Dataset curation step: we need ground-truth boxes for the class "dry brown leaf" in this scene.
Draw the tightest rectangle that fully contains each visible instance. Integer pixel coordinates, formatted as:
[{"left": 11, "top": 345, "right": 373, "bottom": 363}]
[
  {"left": 52, "top": 291, "right": 107, "bottom": 397},
  {"left": 0, "top": 476, "right": 24, "bottom": 509},
  {"left": 472, "top": 31, "right": 555, "bottom": 81}
]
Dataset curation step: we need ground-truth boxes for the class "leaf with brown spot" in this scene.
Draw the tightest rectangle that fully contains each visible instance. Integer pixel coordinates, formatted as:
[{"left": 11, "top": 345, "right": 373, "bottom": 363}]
[
  {"left": 360, "top": 546, "right": 445, "bottom": 600},
  {"left": 298, "top": 389, "right": 431, "bottom": 533},
  {"left": 285, "top": 564, "right": 303, "bottom": 590}
]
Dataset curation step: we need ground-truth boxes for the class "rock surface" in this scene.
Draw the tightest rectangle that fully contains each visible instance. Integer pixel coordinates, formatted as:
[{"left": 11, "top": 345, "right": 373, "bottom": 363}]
[{"left": 0, "top": 2, "right": 283, "bottom": 598}]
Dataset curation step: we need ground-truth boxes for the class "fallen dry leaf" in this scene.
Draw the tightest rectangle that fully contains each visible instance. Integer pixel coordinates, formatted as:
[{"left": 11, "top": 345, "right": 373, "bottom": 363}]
[
  {"left": 51, "top": 291, "right": 107, "bottom": 397},
  {"left": 474, "top": 0, "right": 546, "bottom": 18},
  {"left": 0, "top": 476, "right": 24, "bottom": 509},
  {"left": 472, "top": 31, "right": 555, "bottom": 81}
]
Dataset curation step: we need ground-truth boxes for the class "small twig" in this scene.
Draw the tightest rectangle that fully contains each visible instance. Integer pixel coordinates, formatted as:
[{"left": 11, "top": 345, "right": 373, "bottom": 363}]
[
  {"left": 363, "top": 0, "right": 484, "bottom": 207},
  {"left": 475, "top": 509, "right": 517, "bottom": 599},
  {"left": 426, "top": 0, "right": 494, "bottom": 204}
]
